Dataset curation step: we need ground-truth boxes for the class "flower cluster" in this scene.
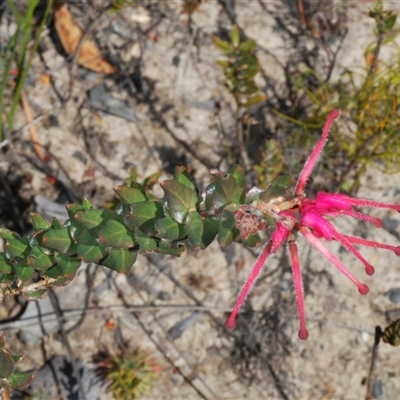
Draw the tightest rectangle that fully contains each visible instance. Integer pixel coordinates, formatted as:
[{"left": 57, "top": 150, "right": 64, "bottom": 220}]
[{"left": 226, "top": 109, "right": 400, "bottom": 339}]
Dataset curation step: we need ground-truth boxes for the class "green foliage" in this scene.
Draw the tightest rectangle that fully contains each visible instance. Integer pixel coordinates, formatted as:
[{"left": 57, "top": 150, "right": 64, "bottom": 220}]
[
  {"left": 369, "top": 0, "right": 397, "bottom": 35},
  {"left": 214, "top": 25, "right": 267, "bottom": 174},
  {"left": 275, "top": 1, "right": 400, "bottom": 192},
  {"left": 382, "top": 318, "right": 400, "bottom": 347},
  {"left": 0, "top": 165, "right": 289, "bottom": 303},
  {"left": 0, "top": 0, "right": 53, "bottom": 139},
  {"left": 0, "top": 332, "right": 34, "bottom": 399},
  {"left": 214, "top": 26, "right": 266, "bottom": 110},
  {"left": 95, "top": 347, "right": 160, "bottom": 399}
]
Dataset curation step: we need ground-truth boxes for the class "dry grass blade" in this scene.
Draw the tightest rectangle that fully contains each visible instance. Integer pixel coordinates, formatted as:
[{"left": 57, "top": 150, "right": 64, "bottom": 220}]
[{"left": 20, "top": 92, "right": 46, "bottom": 161}]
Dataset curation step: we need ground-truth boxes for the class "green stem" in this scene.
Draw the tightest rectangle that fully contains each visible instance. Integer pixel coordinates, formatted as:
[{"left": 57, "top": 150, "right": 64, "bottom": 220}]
[{"left": 7, "top": 0, "right": 53, "bottom": 132}]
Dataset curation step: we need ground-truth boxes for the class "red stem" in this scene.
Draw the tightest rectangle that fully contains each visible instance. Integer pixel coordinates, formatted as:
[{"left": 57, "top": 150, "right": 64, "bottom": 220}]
[
  {"left": 225, "top": 241, "right": 273, "bottom": 329},
  {"left": 295, "top": 109, "right": 340, "bottom": 195},
  {"left": 288, "top": 236, "right": 309, "bottom": 340}
]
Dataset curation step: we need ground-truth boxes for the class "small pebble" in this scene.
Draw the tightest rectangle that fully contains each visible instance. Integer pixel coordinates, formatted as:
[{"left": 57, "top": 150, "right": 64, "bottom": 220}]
[{"left": 383, "top": 288, "right": 400, "bottom": 304}]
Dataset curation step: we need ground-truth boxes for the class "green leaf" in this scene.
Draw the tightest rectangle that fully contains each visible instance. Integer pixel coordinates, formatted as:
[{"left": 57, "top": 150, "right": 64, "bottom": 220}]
[
  {"left": 161, "top": 180, "right": 200, "bottom": 223},
  {"left": 66, "top": 203, "right": 86, "bottom": 220},
  {"left": 0, "top": 254, "right": 13, "bottom": 275},
  {"left": 244, "top": 186, "right": 262, "bottom": 203},
  {"left": 155, "top": 240, "right": 185, "bottom": 257},
  {"left": 8, "top": 369, "right": 34, "bottom": 390},
  {"left": 45, "top": 265, "right": 63, "bottom": 280},
  {"left": 239, "top": 39, "right": 257, "bottom": 53},
  {"left": 81, "top": 197, "right": 93, "bottom": 209},
  {"left": 0, "top": 274, "right": 14, "bottom": 284},
  {"left": 185, "top": 211, "right": 218, "bottom": 249},
  {"left": 76, "top": 230, "right": 107, "bottom": 263},
  {"left": 260, "top": 175, "right": 294, "bottom": 201},
  {"left": 98, "top": 218, "right": 137, "bottom": 248},
  {"left": 216, "top": 60, "right": 230, "bottom": 68},
  {"left": 114, "top": 183, "right": 147, "bottom": 204},
  {"left": 244, "top": 94, "right": 267, "bottom": 107},
  {"left": 173, "top": 166, "right": 197, "bottom": 190},
  {"left": 54, "top": 253, "right": 81, "bottom": 278},
  {"left": 238, "top": 82, "right": 259, "bottom": 95},
  {"left": 27, "top": 246, "right": 54, "bottom": 271},
  {"left": 51, "top": 217, "right": 61, "bottom": 229},
  {"left": 142, "top": 170, "right": 163, "bottom": 189},
  {"left": 30, "top": 212, "right": 51, "bottom": 231},
  {"left": 205, "top": 170, "right": 245, "bottom": 209},
  {"left": 0, "top": 349, "right": 14, "bottom": 378},
  {"left": 0, "top": 229, "right": 18, "bottom": 240},
  {"left": 42, "top": 227, "right": 75, "bottom": 255},
  {"left": 132, "top": 227, "right": 156, "bottom": 253},
  {"left": 217, "top": 210, "right": 238, "bottom": 248},
  {"left": 213, "top": 36, "right": 234, "bottom": 55},
  {"left": 236, "top": 54, "right": 258, "bottom": 68},
  {"left": 230, "top": 165, "right": 245, "bottom": 187},
  {"left": 14, "top": 264, "right": 34, "bottom": 283},
  {"left": 29, "top": 234, "right": 52, "bottom": 255},
  {"left": 126, "top": 201, "right": 164, "bottom": 235},
  {"left": 101, "top": 247, "right": 138, "bottom": 273},
  {"left": 11, "top": 354, "right": 23, "bottom": 364},
  {"left": 237, "top": 62, "right": 260, "bottom": 81},
  {"left": 231, "top": 25, "right": 240, "bottom": 47},
  {"left": 73, "top": 209, "right": 115, "bottom": 231},
  {"left": 242, "top": 233, "right": 262, "bottom": 247},
  {"left": 385, "top": 14, "right": 397, "bottom": 31},
  {"left": 155, "top": 216, "right": 186, "bottom": 241},
  {"left": 5, "top": 238, "right": 30, "bottom": 260},
  {"left": 21, "top": 288, "right": 48, "bottom": 301}
]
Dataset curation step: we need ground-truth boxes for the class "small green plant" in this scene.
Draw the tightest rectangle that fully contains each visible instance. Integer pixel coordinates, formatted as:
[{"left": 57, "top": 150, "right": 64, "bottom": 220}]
[
  {"left": 276, "top": 0, "right": 400, "bottom": 192},
  {"left": 95, "top": 347, "right": 160, "bottom": 399},
  {"left": 214, "top": 26, "right": 266, "bottom": 111},
  {"left": 214, "top": 26, "right": 266, "bottom": 171},
  {"left": 0, "top": 332, "right": 34, "bottom": 399}
]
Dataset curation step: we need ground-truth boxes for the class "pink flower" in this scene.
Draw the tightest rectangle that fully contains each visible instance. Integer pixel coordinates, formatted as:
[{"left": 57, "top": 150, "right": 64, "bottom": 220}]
[{"left": 226, "top": 109, "right": 400, "bottom": 339}]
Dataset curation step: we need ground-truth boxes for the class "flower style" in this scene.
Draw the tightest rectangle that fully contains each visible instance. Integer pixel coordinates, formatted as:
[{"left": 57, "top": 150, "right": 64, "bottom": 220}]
[{"left": 226, "top": 109, "right": 400, "bottom": 339}]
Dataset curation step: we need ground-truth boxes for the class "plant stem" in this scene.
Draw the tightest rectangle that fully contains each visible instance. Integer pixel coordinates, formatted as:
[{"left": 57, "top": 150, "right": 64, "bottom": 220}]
[
  {"left": 365, "top": 325, "right": 383, "bottom": 400},
  {"left": 236, "top": 109, "right": 251, "bottom": 172}
]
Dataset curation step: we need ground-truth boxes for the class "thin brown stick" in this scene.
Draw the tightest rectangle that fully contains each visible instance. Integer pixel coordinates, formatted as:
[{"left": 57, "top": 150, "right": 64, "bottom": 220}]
[
  {"left": 48, "top": 288, "right": 87, "bottom": 400},
  {"left": 297, "top": 0, "right": 318, "bottom": 37},
  {"left": 20, "top": 91, "right": 46, "bottom": 161}
]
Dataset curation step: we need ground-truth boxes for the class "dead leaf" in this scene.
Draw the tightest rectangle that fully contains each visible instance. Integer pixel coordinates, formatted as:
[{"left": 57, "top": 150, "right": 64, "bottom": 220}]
[
  {"left": 53, "top": 4, "right": 115, "bottom": 74},
  {"left": 40, "top": 73, "right": 51, "bottom": 85}
]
